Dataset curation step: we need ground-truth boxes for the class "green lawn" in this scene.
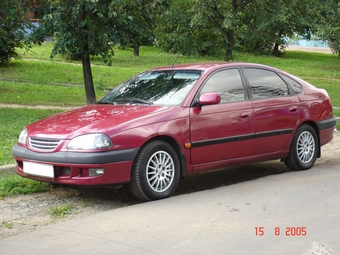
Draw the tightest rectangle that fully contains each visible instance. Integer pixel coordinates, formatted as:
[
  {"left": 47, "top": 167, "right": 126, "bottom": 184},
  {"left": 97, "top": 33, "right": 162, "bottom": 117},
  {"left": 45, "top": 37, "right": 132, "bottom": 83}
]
[
  {"left": 0, "top": 108, "right": 63, "bottom": 165},
  {"left": 0, "top": 43, "right": 339, "bottom": 165}
]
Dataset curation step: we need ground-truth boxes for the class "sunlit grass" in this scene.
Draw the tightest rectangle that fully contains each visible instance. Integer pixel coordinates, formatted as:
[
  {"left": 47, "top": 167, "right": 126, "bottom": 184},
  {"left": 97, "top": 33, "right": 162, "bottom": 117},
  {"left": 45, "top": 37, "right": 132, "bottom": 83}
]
[
  {"left": 0, "top": 107, "right": 63, "bottom": 165},
  {"left": 48, "top": 203, "right": 77, "bottom": 217},
  {"left": 0, "top": 81, "right": 89, "bottom": 106},
  {"left": 0, "top": 173, "right": 52, "bottom": 196}
]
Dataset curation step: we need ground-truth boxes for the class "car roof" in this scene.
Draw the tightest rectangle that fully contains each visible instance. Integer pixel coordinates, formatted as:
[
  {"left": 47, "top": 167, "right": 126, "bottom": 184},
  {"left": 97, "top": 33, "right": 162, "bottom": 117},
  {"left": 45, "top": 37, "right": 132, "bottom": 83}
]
[{"left": 149, "top": 62, "right": 275, "bottom": 72}]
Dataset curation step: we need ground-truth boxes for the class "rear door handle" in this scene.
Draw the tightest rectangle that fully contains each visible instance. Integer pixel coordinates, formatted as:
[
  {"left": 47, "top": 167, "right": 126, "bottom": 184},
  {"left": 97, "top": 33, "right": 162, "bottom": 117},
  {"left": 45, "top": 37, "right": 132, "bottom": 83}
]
[{"left": 289, "top": 106, "right": 298, "bottom": 112}]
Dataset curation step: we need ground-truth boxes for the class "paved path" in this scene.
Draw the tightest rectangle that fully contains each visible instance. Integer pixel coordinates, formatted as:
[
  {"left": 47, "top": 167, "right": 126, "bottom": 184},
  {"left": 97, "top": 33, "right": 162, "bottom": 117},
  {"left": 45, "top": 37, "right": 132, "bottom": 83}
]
[
  {"left": 1, "top": 156, "right": 339, "bottom": 255},
  {"left": 287, "top": 45, "right": 333, "bottom": 54},
  {"left": 0, "top": 103, "right": 76, "bottom": 110}
]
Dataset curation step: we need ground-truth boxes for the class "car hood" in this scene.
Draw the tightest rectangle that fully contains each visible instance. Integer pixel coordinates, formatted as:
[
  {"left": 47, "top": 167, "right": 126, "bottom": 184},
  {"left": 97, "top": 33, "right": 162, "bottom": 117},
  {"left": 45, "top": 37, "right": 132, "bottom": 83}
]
[{"left": 26, "top": 105, "right": 169, "bottom": 139}]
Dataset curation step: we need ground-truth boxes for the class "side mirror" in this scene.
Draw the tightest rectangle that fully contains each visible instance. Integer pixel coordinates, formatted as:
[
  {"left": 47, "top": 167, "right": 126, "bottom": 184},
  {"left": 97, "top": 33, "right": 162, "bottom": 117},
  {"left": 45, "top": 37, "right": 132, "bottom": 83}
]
[{"left": 198, "top": 93, "right": 221, "bottom": 106}]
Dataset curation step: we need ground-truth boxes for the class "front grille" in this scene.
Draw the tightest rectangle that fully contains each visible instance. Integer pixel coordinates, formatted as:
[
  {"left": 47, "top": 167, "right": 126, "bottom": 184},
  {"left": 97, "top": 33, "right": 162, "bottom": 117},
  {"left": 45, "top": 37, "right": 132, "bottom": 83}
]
[{"left": 29, "top": 137, "right": 61, "bottom": 151}]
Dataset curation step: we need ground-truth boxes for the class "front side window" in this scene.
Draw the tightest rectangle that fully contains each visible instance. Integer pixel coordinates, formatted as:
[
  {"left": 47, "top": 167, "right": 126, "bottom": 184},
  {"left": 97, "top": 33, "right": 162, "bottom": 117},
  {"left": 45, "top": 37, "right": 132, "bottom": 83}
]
[
  {"left": 244, "top": 68, "right": 289, "bottom": 100},
  {"left": 199, "top": 69, "right": 245, "bottom": 103},
  {"left": 98, "top": 70, "right": 202, "bottom": 106}
]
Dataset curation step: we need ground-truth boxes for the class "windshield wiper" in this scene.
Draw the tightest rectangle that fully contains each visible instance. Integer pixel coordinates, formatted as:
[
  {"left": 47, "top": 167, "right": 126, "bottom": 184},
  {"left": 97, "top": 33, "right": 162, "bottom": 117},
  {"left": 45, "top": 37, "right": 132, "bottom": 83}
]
[
  {"left": 96, "top": 101, "right": 116, "bottom": 105},
  {"left": 115, "top": 98, "right": 153, "bottom": 105}
]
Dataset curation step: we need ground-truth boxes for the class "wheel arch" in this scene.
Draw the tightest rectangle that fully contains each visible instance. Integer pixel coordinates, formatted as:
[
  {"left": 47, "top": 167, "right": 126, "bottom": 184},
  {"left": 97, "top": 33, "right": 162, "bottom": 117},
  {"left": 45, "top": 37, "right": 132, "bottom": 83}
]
[{"left": 134, "top": 135, "right": 187, "bottom": 178}]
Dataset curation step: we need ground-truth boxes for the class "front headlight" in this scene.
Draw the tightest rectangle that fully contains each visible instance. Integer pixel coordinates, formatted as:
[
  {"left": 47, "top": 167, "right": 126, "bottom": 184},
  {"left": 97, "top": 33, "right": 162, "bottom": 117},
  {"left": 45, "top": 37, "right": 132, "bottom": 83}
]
[
  {"left": 18, "top": 128, "right": 28, "bottom": 145},
  {"left": 67, "top": 134, "right": 113, "bottom": 150}
]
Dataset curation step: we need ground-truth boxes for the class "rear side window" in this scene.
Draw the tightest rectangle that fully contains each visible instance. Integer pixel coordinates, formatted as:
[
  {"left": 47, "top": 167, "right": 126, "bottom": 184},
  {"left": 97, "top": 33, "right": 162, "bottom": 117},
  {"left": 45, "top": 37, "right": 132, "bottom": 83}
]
[
  {"left": 244, "top": 68, "right": 289, "bottom": 100},
  {"left": 280, "top": 74, "right": 303, "bottom": 94},
  {"left": 200, "top": 69, "right": 245, "bottom": 103}
]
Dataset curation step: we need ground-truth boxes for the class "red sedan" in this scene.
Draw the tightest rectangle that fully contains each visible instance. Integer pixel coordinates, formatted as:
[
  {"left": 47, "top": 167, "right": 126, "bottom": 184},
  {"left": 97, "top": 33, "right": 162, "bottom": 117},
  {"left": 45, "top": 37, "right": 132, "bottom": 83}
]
[{"left": 12, "top": 63, "right": 336, "bottom": 201}]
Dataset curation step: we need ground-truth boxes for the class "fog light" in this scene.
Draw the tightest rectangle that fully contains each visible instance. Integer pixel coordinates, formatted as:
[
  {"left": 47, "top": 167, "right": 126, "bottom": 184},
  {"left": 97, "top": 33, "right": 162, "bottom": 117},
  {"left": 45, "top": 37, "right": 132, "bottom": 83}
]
[
  {"left": 89, "top": 168, "right": 104, "bottom": 177},
  {"left": 59, "top": 167, "right": 71, "bottom": 176}
]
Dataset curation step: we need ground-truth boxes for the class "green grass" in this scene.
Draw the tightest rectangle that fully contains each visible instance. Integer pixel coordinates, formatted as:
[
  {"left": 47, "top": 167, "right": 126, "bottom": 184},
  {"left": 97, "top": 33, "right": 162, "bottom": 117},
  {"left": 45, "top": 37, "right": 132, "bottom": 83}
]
[
  {"left": 2, "top": 221, "right": 14, "bottom": 229},
  {"left": 0, "top": 81, "right": 89, "bottom": 106},
  {"left": 48, "top": 203, "right": 77, "bottom": 217},
  {"left": 0, "top": 108, "right": 63, "bottom": 165},
  {"left": 0, "top": 173, "right": 52, "bottom": 196}
]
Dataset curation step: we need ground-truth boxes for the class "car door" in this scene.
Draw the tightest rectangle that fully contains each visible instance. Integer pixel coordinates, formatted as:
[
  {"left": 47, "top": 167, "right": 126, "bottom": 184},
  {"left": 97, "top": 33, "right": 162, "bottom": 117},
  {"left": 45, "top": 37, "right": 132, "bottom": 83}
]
[
  {"left": 242, "top": 67, "right": 300, "bottom": 155},
  {"left": 190, "top": 68, "right": 255, "bottom": 168}
]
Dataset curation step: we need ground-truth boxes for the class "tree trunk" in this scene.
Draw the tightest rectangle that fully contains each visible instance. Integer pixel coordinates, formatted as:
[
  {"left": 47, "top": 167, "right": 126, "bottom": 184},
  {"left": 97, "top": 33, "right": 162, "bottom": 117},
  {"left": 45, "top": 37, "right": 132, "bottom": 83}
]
[
  {"left": 81, "top": 52, "right": 96, "bottom": 104},
  {"left": 225, "top": 29, "right": 234, "bottom": 62},
  {"left": 133, "top": 40, "right": 140, "bottom": 57},
  {"left": 273, "top": 42, "right": 280, "bottom": 56}
]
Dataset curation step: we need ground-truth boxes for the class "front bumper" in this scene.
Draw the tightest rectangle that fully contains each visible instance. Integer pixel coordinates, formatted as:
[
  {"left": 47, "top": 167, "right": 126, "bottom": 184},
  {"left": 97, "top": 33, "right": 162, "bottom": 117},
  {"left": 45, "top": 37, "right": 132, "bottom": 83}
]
[{"left": 12, "top": 144, "right": 139, "bottom": 186}]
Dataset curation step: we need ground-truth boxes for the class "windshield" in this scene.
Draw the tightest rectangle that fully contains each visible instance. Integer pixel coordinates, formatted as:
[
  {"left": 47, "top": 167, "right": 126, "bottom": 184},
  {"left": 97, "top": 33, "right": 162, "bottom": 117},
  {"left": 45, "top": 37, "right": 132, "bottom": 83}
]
[{"left": 97, "top": 70, "right": 202, "bottom": 106}]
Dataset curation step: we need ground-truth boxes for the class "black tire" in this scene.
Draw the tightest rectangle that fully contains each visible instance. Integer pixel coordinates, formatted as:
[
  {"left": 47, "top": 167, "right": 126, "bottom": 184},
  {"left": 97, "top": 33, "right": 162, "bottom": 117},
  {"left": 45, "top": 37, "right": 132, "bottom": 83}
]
[
  {"left": 284, "top": 124, "right": 319, "bottom": 171},
  {"left": 129, "top": 140, "right": 180, "bottom": 201}
]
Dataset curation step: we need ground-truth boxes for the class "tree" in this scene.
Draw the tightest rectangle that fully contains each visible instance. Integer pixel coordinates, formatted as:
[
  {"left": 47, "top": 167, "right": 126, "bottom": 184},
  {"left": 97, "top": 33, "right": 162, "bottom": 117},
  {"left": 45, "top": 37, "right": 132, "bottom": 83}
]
[
  {"left": 238, "top": 0, "right": 320, "bottom": 56},
  {"left": 156, "top": 0, "right": 257, "bottom": 61},
  {"left": 0, "top": 0, "right": 36, "bottom": 67},
  {"left": 156, "top": 0, "right": 337, "bottom": 59},
  {"left": 118, "top": 0, "right": 169, "bottom": 57},
  {"left": 155, "top": 0, "right": 204, "bottom": 56},
  {"left": 194, "top": 0, "right": 248, "bottom": 61},
  {"left": 37, "top": 0, "right": 135, "bottom": 104},
  {"left": 37, "top": 0, "right": 169, "bottom": 104},
  {"left": 317, "top": 0, "right": 340, "bottom": 56}
]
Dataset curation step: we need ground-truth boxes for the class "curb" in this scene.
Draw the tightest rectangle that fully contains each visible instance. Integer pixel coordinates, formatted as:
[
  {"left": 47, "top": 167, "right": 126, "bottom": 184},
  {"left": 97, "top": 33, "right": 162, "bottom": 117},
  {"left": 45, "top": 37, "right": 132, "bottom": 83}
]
[{"left": 0, "top": 164, "right": 16, "bottom": 170}]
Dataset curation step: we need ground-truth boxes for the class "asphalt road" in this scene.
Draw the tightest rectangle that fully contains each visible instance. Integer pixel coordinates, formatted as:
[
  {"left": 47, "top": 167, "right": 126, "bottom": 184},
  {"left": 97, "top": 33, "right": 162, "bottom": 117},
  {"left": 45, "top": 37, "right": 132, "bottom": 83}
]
[{"left": 1, "top": 153, "right": 339, "bottom": 255}]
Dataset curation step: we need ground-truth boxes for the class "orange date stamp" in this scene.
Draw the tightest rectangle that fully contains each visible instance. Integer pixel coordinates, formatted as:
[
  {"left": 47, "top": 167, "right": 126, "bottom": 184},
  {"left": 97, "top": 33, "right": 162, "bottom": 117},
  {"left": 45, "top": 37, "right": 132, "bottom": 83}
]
[{"left": 255, "top": 226, "right": 307, "bottom": 236}]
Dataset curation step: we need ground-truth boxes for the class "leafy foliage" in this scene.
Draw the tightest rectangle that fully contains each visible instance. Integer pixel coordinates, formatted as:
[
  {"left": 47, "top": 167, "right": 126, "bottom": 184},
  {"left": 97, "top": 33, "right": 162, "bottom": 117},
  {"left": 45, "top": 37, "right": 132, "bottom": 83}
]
[
  {"left": 36, "top": 0, "right": 126, "bottom": 104},
  {"left": 155, "top": 0, "right": 243, "bottom": 61},
  {"left": 117, "top": 0, "right": 169, "bottom": 56},
  {"left": 155, "top": 0, "right": 201, "bottom": 56},
  {"left": 35, "top": 0, "right": 168, "bottom": 104},
  {"left": 0, "top": 0, "right": 36, "bottom": 66},
  {"left": 38, "top": 0, "right": 120, "bottom": 63},
  {"left": 317, "top": 0, "right": 340, "bottom": 56},
  {"left": 238, "top": 0, "right": 320, "bottom": 56},
  {"left": 155, "top": 0, "right": 340, "bottom": 59}
]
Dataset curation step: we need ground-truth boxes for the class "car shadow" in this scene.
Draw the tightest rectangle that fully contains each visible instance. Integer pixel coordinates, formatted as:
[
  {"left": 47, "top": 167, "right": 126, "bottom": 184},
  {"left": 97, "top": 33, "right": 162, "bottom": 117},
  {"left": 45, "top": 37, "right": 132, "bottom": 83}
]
[
  {"left": 71, "top": 159, "right": 290, "bottom": 205},
  {"left": 175, "top": 159, "right": 290, "bottom": 196}
]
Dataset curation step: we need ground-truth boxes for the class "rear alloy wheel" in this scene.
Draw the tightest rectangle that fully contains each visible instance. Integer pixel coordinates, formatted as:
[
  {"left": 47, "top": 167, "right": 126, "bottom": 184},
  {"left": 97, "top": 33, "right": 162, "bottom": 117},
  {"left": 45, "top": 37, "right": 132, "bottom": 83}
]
[
  {"left": 129, "top": 141, "right": 180, "bottom": 201},
  {"left": 284, "top": 124, "right": 319, "bottom": 171}
]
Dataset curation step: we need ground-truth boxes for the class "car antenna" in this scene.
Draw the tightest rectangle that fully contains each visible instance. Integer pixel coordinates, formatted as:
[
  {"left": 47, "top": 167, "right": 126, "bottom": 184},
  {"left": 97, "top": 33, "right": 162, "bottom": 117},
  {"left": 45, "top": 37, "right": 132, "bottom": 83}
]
[{"left": 170, "top": 54, "right": 180, "bottom": 68}]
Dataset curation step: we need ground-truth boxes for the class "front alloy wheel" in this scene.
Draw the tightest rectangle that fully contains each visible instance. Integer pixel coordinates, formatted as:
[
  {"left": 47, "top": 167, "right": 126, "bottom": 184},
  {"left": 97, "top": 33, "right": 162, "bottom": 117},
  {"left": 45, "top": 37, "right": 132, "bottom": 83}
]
[
  {"left": 129, "top": 140, "right": 180, "bottom": 201},
  {"left": 146, "top": 150, "right": 175, "bottom": 193}
]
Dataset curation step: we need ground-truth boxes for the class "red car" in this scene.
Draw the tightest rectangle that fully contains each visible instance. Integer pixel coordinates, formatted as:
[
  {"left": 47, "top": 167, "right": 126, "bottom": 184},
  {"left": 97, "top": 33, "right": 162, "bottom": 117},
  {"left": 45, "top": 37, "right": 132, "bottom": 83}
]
[{"left": 12, "top": 63, "right": 335, "bottom": 201}]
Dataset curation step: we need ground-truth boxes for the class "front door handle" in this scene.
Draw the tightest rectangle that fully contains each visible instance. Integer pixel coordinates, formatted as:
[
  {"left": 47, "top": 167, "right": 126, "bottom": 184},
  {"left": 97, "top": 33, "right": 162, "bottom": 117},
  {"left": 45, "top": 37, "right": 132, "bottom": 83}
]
[{"left": 240, "top": 112, "right": 251, "bottom": 118}]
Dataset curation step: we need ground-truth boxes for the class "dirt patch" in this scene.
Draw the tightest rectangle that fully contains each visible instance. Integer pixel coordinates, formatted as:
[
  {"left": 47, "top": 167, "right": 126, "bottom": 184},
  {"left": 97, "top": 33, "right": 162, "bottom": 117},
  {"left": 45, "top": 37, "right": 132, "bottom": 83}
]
[
  {"left": 0, "top": 183, "right": 140, "bottom": 240},
  {"left": 1, "top": 131, "right": 339, "bottom": 240},
  {"left": 0, "top": 103, "right": 76, "bottom": 110}
]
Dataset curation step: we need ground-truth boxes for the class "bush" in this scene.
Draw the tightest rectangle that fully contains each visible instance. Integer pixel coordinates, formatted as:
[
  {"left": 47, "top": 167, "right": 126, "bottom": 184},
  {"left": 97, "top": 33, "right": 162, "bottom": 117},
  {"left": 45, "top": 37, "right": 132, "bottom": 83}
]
[{"left": 0, "top": 1, "right": 36, "bottom": 66}]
